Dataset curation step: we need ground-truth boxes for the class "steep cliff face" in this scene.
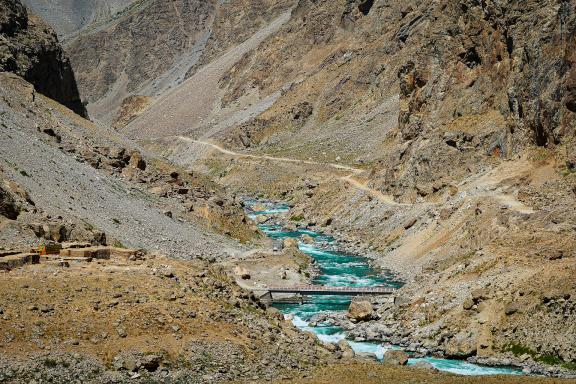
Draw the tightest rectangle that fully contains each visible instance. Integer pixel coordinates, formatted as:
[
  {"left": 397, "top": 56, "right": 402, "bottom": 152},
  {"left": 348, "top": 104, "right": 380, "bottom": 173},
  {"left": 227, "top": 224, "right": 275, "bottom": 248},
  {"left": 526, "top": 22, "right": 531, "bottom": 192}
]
[
  {"left": 0, "top": 0, "right": 87, "bottom": 117},
  {"left": 217, "top": 0, "right": 575, "bottom": 198},
  {"left": 385, "top": 0, "right": 576, "bottom": 198}
]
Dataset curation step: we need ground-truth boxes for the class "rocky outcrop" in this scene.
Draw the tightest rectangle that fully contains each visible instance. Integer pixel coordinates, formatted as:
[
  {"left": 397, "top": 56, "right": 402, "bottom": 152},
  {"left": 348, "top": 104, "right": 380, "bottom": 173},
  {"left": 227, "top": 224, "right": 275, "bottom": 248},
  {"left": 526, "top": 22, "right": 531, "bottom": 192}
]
[
  {"left": 0, "top": 0, "right": 87, "bottom": 117},
  {"left": 0, "top": 71, "right": 256, "bottom": 255},
  {"left": 65, "top": 0, "right": 215, "bottom": 122},
  {"left": 212, "top": 0, "right": 575, "bottom": 201},
  {"left": 0, "top": 184, "right": 19, "bottom": 220},
  {"left": 391, "top": 0, "right": 576, "bottom": 184}
]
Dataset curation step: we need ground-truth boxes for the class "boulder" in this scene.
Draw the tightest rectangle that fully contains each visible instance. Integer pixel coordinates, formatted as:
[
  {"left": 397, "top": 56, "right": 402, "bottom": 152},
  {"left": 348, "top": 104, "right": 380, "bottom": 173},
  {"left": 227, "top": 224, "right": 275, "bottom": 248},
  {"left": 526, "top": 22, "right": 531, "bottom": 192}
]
[
  {"left": 0, "top": 184, "right": 19, "bottom": 220},
  {"left": 445, "top": 333, "right": 477, "bottom": 358},
  {"left": 141, "top": 355, "right": 160, "bottom": 372},
  {"left": 548, "top": 249, "right": 563, "bottom": 260},
  {"left": 128, "top": 150, "right": 146, "bottom": 170},
  {"left": 383, "top": 349, "right": 409, "bottom": 366},
  {"left": 256, "top": 215, "right": 269, "bottom": 224},
  {"left": 252, "top": 204, "right": 266, "bottom": 212},
  {"left": 504, "top": 302, "right": 521, "bottom": 316},
  {"left": 338, "top": 340, "right": 355, "bottom": 359},
  {"left": 160, "top": 266, "right": 175, "bottom": 278},
  {"left": 471, "top": 288, "right": 489, "bottom": 303},
  {"left": 234, "top": 266, "right": 251, "bottom": 280},
  {"left": 301, "top": 234, "right": 314, "bottom": 244},
  {"left": 403, "top": 218, "right": 417, "bottom": 229},
  {"left": 357, "top": 352, "right": 378, "bottom": 362},
  {"left": 462, "top": 298, "right": 474, "bottom": 310},
  {"left": 266, "top": 307, "right": 284, "bottom": 321},
  {"left": 283, "top": 238, "right": 299, "bottom": 248},
  {"left": 347, "top": 300, "right": 374, "bottom": 322},
  {"left": 412, "top": 361, "right": 437, "bottom": 370},
  {"left": 322, "top": 342, "right": 337, "bottom": 352},
  {"left": 272, "top": 240, "right": 283, "bottom": 252}
]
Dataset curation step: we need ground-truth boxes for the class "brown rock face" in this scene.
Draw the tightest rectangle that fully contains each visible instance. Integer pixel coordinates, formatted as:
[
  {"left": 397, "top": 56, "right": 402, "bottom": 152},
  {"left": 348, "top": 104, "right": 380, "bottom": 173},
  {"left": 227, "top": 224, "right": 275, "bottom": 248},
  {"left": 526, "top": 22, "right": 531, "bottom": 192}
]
[
  {"left": 394, "top": 0, "right": 576, "bottom": 148},
  {"left": 65, "top": 0, "right": 214, "bottom": 114},
  {"left": 0, "top": 0, "right": 87, "bottom": 117},
  {"left": 445, "top": 332, "right": 477, "bottom": 359}
]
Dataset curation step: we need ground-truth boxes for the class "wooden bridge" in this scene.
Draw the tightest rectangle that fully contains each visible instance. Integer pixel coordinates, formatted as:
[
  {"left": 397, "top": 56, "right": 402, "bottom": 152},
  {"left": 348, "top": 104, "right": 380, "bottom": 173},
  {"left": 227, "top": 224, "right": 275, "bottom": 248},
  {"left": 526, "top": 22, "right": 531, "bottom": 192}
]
[{"left": 260, "top": 285, "right": 395, "bottom": 304}]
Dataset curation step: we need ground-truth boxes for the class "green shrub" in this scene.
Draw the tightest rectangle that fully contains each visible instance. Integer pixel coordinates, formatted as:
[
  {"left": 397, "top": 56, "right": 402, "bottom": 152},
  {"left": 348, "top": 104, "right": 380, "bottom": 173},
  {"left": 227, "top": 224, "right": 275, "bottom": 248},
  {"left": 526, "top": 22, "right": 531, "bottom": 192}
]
[
  {"left": 505, "top": 343, "right": 576, "bottom": 368},
  {"left": 290, "top": 215, "right": 304, "bottom": 222}
]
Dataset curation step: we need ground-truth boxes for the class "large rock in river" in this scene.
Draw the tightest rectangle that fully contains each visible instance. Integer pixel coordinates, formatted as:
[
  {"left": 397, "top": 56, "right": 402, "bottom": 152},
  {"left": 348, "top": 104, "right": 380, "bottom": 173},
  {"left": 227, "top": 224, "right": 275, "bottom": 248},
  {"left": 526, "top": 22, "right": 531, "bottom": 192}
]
[
  {"left": 347, "top": 300, "right": 374, "bottom": 322},
  {"left": 283, "top": 238, "right": 298, "bottom": 248},
  {"left": 383, "top": 349, "right": 409, "bottom": 366}
]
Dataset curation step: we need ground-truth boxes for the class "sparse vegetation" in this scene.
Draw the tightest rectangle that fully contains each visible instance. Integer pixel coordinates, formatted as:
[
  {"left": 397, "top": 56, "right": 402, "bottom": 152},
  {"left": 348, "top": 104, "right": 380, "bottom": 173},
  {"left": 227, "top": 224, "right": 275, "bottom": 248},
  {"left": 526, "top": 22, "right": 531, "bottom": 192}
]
[
  {"left": 505, "top": 343, "right": 576, "bottom": 370},
  {"left": 112, "top": 239, "right": 126, "bottom": 248}
]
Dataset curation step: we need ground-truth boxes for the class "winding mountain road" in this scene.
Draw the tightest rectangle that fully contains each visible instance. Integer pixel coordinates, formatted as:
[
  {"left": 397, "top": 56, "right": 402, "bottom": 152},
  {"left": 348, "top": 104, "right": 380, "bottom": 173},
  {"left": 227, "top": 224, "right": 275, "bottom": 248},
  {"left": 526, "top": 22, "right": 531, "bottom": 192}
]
[
  {"left": 177, "top": 137, "right": 364, "bottom": 174},
  {"left": 176, "top": 137, "right": 535, "bottom": 213},
  {"left": 176, "top": 136, "right": 404, "bottom": 205}
]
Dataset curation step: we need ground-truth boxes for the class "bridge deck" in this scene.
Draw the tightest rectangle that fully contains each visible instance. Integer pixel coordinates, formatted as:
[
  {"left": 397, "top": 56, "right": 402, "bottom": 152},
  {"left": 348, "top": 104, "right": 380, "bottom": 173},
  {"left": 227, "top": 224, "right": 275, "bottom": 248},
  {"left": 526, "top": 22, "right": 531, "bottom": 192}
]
[{"left": 266, "top": 285, "right": 395, "bottom": 296}]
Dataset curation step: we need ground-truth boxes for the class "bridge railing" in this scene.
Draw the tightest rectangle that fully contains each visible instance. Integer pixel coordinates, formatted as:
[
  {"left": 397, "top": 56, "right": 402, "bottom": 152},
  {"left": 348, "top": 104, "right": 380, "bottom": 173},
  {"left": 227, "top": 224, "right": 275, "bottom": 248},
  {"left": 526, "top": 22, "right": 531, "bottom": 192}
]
[{"left": 266, "top": 285, "right": 395, "bottom": 294}]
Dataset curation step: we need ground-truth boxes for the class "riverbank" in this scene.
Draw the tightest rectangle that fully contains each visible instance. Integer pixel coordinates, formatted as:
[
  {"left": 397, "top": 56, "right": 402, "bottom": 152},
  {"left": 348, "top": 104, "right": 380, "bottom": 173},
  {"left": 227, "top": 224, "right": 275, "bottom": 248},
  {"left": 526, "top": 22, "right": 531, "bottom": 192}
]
[{"left": 264, "top": 363, "right": 576, "bottom": 384}]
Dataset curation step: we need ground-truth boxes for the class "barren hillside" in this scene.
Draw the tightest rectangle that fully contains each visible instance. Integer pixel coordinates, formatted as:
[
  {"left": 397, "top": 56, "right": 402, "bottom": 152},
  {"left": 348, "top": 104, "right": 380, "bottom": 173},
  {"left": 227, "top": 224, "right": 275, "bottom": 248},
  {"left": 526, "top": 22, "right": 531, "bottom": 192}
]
[{"left": 20, "top": 0, "right": 139, "bottom": 38}]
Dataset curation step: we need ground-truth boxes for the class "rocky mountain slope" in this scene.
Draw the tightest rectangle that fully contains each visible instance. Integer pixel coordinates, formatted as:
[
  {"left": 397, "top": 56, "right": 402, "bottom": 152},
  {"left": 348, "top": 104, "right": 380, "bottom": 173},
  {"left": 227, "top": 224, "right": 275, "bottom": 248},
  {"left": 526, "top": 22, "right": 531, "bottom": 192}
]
[
  {"left": 0, "top": 71, "right": 260, "bottom": 256},
  {"left": 0, "top": 2, "right": 362, "bottom": 382},
  {"left": 52, "top": 0, "right": 296, "bottom": 124},
  {"left": 0, "top": 0, "right": 262, "bottom": 256},
  {"left": 0, "top": 0, "right": 87, "bottom": 117}
]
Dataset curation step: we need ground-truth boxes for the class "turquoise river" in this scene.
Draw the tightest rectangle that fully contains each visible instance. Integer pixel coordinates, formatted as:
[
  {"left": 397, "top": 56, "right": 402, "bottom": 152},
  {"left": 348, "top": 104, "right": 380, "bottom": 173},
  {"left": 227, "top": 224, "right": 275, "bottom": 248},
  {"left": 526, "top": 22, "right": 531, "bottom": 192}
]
[{"left": 245, "top": 199, "right": 523, "bottom": 376}]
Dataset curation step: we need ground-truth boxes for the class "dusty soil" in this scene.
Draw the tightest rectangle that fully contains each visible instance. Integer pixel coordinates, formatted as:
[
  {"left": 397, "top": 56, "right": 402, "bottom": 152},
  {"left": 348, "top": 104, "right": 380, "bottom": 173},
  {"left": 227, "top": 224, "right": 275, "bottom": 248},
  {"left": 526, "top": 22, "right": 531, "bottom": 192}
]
[{"left": 0, "top": 253, "right": 338, "bottom": 382}]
